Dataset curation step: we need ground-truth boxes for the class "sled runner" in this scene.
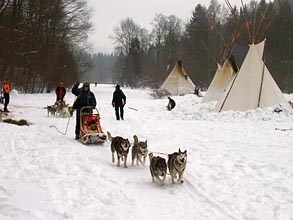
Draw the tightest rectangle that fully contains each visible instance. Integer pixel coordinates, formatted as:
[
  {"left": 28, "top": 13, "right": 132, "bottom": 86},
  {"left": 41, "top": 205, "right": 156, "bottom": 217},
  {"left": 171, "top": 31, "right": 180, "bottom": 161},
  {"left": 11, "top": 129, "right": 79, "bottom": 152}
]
[{"left": 79, "top": 106, "right": 106, "bottom": 144}]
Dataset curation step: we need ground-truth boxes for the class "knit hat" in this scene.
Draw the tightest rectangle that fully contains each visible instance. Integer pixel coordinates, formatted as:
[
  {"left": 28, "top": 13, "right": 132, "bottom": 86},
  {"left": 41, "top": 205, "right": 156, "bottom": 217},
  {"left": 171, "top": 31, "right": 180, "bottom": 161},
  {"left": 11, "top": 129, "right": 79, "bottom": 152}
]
[{"left": 83, "top": 82, "right": 90, "bottom": 87}]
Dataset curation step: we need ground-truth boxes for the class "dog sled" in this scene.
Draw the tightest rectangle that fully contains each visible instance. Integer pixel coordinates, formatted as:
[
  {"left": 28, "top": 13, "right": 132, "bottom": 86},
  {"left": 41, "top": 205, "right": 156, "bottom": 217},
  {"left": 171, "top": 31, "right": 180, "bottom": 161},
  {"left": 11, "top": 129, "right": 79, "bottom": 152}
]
[
  {"left": 79, "top": 106, "right": 107, "bottom": 144},
  {"left": 47, "top": 101, "right": 73, "bottom": 118}
]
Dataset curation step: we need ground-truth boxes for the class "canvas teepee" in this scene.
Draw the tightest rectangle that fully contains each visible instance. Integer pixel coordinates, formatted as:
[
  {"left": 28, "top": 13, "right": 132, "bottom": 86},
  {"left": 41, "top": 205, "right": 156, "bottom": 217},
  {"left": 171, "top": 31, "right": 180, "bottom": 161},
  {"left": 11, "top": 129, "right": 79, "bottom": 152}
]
[
  {"left": 202, "top": 58, "right": 237, "bottom": 103},
  {"left": 202, "top": 19, "right": 241, "bottom": 103},
  {"left": 203, "top": 39, "right": 264, "bottom": 103},
  {"left": 213, "top": 42, "right": 291, "bottom": 111},
  {"left": 214, "top": 0, "right": 291, "bottom": 112},
  {"left": 160, "top": 60, "right": 195, "bottom": 96}
]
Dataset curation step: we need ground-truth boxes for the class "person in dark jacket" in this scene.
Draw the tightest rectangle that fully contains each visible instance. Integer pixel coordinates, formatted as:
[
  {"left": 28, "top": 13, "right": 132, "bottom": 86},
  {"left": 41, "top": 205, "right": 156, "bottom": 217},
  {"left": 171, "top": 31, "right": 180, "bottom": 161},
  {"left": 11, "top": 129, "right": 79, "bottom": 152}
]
[
  {"left": 167, "top": 96, "right": 176, "bottom": 111},
  {"left": 2, "top": 79, "right": 11, "bottom": 112},
  {"left": 194, "top": 86, "right": 203, "bottom": 97},
  {"left": 72, "top": 82, "right": 96, "bottom": 139},
  {"left": 55, "top": 82, "right": 66, "bottom": 102},
  {"left": 112, "top": 84, "right": 126, "bottom": 120}
]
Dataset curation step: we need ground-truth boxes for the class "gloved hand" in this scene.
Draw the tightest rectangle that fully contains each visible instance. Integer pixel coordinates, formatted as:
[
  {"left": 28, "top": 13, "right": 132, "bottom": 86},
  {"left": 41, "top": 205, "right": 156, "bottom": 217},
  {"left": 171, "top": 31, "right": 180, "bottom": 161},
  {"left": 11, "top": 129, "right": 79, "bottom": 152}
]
[
  {"left": 75, "top": 81, "right": 80, "bottom": 87},
  {"left": 123, "top": 102, "right": 126, "bottom": 106}
]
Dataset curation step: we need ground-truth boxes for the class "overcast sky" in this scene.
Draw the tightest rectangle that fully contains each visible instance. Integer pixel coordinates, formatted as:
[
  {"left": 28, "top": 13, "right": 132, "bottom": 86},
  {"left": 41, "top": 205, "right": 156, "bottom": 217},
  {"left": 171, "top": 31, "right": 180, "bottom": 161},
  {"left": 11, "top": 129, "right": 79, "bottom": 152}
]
[{"left": 86, "top": 0, "right": 246, "bottom": 54}]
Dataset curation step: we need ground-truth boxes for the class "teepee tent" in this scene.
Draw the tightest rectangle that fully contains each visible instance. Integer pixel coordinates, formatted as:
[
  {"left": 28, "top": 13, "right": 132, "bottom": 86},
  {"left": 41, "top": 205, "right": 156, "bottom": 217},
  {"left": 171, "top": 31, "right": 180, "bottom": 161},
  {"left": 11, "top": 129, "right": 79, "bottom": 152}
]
[
  {"left": 213, "top": 42, "right": 291, "bottom": 112},
  {"left": 202, "top": 19, "right": 241, "bottom": 103},
  {"left": 214, "top": 0, "right": 291, "bottom": 112},
  {"left": 202, "top": 55, "right": 238, "bottom": 103},
  {"left": 202, "top": 39, "right": 264, "bottom": 103},
  {"left": 160, "top": 60, "right": 195, "bottom": 96},
  {"left": 255, "top": 40, "right": 265, "bottom": 58}
]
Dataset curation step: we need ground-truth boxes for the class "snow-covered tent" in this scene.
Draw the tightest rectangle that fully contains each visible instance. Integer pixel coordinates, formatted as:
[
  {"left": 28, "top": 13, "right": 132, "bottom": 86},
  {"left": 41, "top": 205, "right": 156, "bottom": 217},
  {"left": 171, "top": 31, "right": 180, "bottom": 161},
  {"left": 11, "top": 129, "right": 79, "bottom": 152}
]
[
  {"left": 213, "top": 42, "right": 291, "bottom": 112},
  {"left": 160, "top": 60, "right": 196, "bottom": 96}
]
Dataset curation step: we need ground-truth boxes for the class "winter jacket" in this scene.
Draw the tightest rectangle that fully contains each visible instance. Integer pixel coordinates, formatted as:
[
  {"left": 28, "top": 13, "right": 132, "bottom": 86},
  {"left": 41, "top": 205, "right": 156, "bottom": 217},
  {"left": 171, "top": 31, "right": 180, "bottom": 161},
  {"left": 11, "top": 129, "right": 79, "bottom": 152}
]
[
  {"left": 3, "top": 80, "right": 11, "bottom": 94},
  {"left": 56, "top": 86, "right": 66, "bottom": 97},
  {"left": 167, "top": 98, "right": 176, "bottom": 110},
  {"left": 112, "top": 89, "right": 126, "bottom": 106},
  {"left": 72, "top": 84, "right": 96, "bottom": 109}
]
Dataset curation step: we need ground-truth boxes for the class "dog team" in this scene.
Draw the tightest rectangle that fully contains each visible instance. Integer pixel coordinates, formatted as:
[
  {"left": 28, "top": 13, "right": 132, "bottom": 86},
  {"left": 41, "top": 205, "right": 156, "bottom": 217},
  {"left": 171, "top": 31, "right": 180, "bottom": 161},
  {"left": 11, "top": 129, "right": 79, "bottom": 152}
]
[
  {"left": 46, "top": 101, "right": 73, "bottom": 118},
  {"left": 107, "top": 131, "right": 187, "bottom": 186}
]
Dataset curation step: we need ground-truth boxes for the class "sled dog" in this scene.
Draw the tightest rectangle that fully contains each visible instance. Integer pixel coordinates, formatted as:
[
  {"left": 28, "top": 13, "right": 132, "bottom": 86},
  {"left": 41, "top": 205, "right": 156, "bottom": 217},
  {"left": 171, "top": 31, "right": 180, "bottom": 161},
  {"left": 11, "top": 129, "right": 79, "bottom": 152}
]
[
  {"left": 167, "top": 148, "right": 187, "bottom": 183},
  {"left": 47, "top": 105, "right": 56, "bottom": 117},
  {"left": 68, "top": 106, "right": 74, "bottom": 116},
  {"left": 58, "top": 105, "right": 71, "bottom": 118},
  {"left": 132, "top": 135, "right": 148, "bottom": 166},
  {"left": 107, "top": 131, "right": 131, "bottom": 168},
  {"left": 149, "top": 153, "right": 167, "bottom": 186},
  {"left": 55, "top": 101, "right": 69, "bottom": 118}
]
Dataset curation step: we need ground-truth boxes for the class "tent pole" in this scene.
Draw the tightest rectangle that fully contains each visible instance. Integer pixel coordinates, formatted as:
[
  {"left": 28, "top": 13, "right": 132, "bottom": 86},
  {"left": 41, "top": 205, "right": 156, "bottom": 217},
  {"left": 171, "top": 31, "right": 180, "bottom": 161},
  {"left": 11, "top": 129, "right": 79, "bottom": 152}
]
[
  {"left": 257, "top": 49, "right": 266, "bottom": 107},
  {"left": 218, "top": 72, "right": 239, "bottom": 112},
  {"left": 201, "top": 40, "right": 219, "bottom": 64},
  {"left": 257, "top": 42, "right": 267, "bottom": 107}
]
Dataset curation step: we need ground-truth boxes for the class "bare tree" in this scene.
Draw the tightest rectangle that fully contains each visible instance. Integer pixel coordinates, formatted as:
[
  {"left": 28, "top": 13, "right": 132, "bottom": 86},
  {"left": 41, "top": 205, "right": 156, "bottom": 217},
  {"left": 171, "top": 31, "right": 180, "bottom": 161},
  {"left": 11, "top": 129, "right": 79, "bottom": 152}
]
[
  {"left": 111, "top": 17, "right": 141, "bottom": 55},
  {"left": 0, "top": 0, "right": 93, "bottom": 93}
]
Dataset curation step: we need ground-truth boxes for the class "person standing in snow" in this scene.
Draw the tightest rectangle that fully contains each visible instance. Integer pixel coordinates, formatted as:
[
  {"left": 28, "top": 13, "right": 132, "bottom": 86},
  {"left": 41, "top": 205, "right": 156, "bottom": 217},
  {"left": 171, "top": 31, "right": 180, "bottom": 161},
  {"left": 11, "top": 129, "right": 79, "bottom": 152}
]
[
  {"left": 112, "top": 84, "right": 126, "bottom": 120},
  {"left": 55, "top": 82, "right": 66, "bottom": 102},
  {"left": 167, "top": 96, "right": 176, "bottom": 111},
  {"left": 194, "top": 86, "right": 203, "bottom": 97},
  {"left": 72, "top": 82, "right": 96, "bottom": 139},
  {"left": 2, "top": 79, "right": 11, "bottom": 112}
]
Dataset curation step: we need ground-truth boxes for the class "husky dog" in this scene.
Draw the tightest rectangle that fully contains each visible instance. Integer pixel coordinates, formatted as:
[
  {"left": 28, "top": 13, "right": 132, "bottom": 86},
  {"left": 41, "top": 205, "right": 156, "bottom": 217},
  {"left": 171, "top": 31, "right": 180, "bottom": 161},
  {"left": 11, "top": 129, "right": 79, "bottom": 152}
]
[
  {"left": 132, "top": 135, "right": 148, "bottom": 166},
  {"left": 107, "top": 131, "right": 131, "bottom": 168},
  {"left": 149, "top": 153, "right": 167, "bottom": 186},
  {"left": 68, "top": 106, "right": 74, "bottom": 117},
  {"left": 54, "top": 101, "right": 66, "bottom": 117},
  {"left": 47, "top": 105, "right": 56, "bottom": 117},
  {"left": 167, "top": 148, "right": 187, "bottom": 183},
  {"left": 58, "top": 105, "right": 71, "bottom": 118}
]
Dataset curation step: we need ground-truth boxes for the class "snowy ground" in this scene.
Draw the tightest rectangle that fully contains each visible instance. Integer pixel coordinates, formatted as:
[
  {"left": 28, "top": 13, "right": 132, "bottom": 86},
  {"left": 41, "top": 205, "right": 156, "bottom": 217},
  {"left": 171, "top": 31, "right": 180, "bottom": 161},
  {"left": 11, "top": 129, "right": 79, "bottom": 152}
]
[{"left": 0, "top": 84, "right": 293, "bottom": 220}]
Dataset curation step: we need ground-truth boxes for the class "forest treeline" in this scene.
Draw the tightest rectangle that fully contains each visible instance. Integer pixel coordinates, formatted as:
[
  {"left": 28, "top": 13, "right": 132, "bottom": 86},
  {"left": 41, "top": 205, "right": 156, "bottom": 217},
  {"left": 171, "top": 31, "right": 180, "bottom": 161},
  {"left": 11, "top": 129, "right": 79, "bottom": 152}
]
[
  {"left": 92, "top": 0, "right": 292, "bottom": 92},
  {"left": 0, "top": 0, "right": 92, "bottom": 92},
  {"left": 1, "top": 0, "right": 293, "bottom": 93}
]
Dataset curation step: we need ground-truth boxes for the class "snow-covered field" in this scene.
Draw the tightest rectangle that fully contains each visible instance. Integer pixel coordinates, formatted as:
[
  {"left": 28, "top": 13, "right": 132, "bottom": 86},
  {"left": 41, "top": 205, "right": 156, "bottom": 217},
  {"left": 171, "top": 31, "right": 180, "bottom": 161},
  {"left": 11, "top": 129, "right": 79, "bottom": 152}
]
[{"left": 1, "top": 84, "right": 293, "bottom": 220}]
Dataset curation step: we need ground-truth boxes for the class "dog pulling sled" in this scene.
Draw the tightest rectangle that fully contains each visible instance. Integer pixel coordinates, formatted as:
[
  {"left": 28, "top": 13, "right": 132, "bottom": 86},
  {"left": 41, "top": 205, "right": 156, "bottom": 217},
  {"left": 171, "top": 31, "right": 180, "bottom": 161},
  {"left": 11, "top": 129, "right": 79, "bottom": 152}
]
[
  {"left": 79, "top": 106, "right": 106, "bottom": 144},
  {"left": 47, "top": 100, "right": 73, "bottom": 118}
]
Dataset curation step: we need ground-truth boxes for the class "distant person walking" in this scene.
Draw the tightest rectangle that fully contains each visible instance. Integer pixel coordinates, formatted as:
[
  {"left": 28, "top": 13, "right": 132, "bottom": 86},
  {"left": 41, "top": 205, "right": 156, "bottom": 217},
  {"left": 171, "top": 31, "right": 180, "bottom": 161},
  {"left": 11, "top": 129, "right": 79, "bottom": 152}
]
[
  {"left": 2, "top": 79, "right": 11, "bottom": 112},
  {"left": 112, "top": 84, "right": 126, "bottom": 120},
  {"left": 167, "top": 96, "right": 176, "bottom": 111},
  {"left": 55, "top": 82, "right": 66, "bottom": 102}
]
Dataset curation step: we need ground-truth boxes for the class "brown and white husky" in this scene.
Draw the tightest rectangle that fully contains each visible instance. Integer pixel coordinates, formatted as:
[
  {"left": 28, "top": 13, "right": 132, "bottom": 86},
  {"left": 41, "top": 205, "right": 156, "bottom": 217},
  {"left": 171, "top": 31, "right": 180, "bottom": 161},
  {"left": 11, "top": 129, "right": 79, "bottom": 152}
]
[
  {"left": 107, "top": 131, "right": 131, "bottom": 168},
  {"left": 132, "top": 135, "right": 148, "bottom": 166},
  {"left": 167, "top": 148, "right": 187, "bottom": 183}
]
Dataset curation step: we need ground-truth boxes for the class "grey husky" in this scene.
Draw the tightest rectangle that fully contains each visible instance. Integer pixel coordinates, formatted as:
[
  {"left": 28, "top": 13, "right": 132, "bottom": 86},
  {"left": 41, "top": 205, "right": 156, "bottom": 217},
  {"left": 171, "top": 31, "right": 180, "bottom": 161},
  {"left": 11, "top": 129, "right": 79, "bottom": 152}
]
[
  {"left": 167, "top": 148, "right": 187, "bottom": 183},
  {"left": 107, "top": 131, "right": 131, "bottom": 168},
  {"left": 149, "top": 153, "right": 167, "bottom": 186},
  {"left": 47, "top": 105, "right": 56, "bottom": 117},
  {"left": 132, "top": 135, "right": 148, "bottom": 166}
]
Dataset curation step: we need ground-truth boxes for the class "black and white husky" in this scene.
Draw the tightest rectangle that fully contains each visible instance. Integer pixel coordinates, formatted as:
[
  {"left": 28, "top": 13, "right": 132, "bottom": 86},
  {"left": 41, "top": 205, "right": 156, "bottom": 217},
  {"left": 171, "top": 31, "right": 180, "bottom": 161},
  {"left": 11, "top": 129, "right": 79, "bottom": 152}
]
[
  {"left": 149, "top": 153, "right": 167, "bottom": 186},
  {"left": 167, "top": 148, "right": 187, "bottom": 183},
  {"left": 132, "top": 135, "right": 148, "bottom": 166},
  {"left": 107, "top": 131, "right": 131, "bottom": 168}
]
